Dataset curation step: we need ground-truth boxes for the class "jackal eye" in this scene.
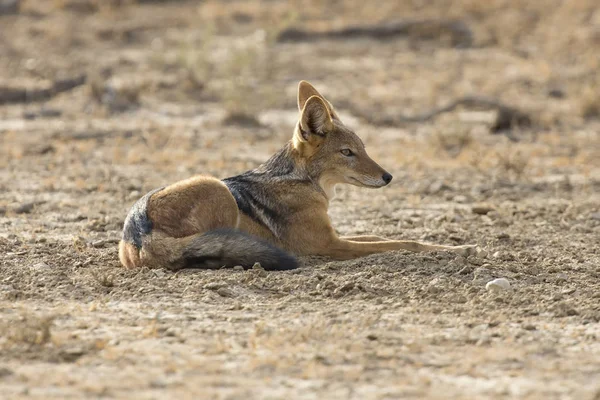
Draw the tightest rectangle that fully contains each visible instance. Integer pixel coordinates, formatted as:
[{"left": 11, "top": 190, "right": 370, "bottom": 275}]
[{"left": 341, "top": 149, "right": 354, "bottom": 157}]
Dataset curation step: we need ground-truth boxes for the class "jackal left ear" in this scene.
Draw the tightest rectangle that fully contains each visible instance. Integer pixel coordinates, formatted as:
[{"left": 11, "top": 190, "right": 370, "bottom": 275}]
[{"left": 299, "top": 95, "right": 334, "bottom": 139}]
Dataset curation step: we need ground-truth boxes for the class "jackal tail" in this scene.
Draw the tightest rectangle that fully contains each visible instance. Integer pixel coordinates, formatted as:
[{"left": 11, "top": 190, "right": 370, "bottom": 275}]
[
  {"left": 180, "top": 229, "right": 298, "bottom": 271},
  {"left": 120, "top": 229, "right": 299, "bottom": 271}
]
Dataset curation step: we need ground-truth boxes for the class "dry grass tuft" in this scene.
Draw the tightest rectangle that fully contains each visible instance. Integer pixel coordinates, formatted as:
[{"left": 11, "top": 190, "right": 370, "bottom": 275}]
[
  {"left": 580, "top": 84, "right": 600, "bottom": 120},
  {"left": 92, "top": 272, "right": 116, "bottom": 288},
  {"left": 0, "top": 313, "right": 54, "bottom": 346},
  {"left": 495, "top": 146, "right": 529, "bottom": 179},
  {"left": 430, "top": 124, "right": 473, "bottom": 158}
]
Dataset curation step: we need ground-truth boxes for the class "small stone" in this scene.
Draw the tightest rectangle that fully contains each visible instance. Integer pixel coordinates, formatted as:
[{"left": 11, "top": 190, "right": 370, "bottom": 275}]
[
  {"left": 59, "top": 347, "right": 86, "bottom": 362},
  {"left": 522, "top": 324, "right": 536, "bottom": 331},
  {"left": 485, "top": 278, "right": 511, "bottom": 292},
  {"left": 554, "top": 273, "right": 568, "bottom": 283},
  {"left": 149, "top": 379, "right": 167, "bottom": 389},
  {"left": 551, "top": 293, "right": 563, "bottom": 302},
  {"left": 570, "top": 224, "right": 591, "bottom": 233},
  {"left": 366, "top": 333, "right": 378, "bottom": 341},
  {"left": 127, "top": 190, "right": 141, "bottom": 201},
  {"left": 492, "top": 251, "right": 502, "bottom": 259},
  {"left": 553, "top": 302, "right": 579, "bottom": 317},
  {"left": 151, "top": 270, "right": 166, "bottom": 278},
  {"left": 456, "top": 265, "right": 473, "bottom": 275},
  {"left": 450, "top": 294, "right": 468, "bottom": 303},
  {"left": 31, "top": 262, "right": 50, "bottom": 270},
  {"left": 0, "top": 0, "right": 20, "bottom": 16},
  {"left": 453, "top": 195, "right": 468, "bottom": 203},
  {"left": 590, "top": 212, "right": 600, "bottom": 221},
  {"left": 164, "top": 327, "right": 179, "bottom": 337},
  {"left": 427, "top": 277, "right": 446, "bottom": 293},
  {"left": 233, "top": 265, "right": 244, "bottom": 271},
  {"left": 496, "top": 232, "right": 510, "bottom": 240},
  {"left": 203, "top": 282, "right": 222, "bottom": 290},
  {"left": 548, "top": 88, "right": 565, "bottom": 98},
  {"left": 561, "top": 287, "right": 576, "bottom": 295},
  {"left": 14, "top": 202, "right": 34, "bottom": 214},
  {"left": 467, "top": 255, "right": 484, "bottom": 266},
  {"left": 473, "top": 267, "right": 492, "bottom": 281},
  {"left": 472, "top": 204, "right": 495, "bottom": 215},
  {"left": 475, "top": 248, "right": 488, "bottom": 259},
  {"left": 339, "top": 282, "right": 354, "bottom": 292},
  {"left": 427, "top": 180, "right": 450, "bottom": 194},
  {"left": 216, "top": 287, "right": 235, "bottom": 297},
  {"left": 252, "top": 262, "right": 263, "bottom": 270}
]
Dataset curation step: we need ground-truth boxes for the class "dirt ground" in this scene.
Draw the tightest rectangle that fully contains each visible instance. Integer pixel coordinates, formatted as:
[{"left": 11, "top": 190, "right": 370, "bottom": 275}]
[{"left": 1, "top": 0, "right": 600, "bottom": 399}]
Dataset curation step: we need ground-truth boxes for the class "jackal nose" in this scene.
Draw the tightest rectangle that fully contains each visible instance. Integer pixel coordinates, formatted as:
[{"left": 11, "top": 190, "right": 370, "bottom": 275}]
[{"left": 382, "top": 172, "right": 393, "bottom": 185}]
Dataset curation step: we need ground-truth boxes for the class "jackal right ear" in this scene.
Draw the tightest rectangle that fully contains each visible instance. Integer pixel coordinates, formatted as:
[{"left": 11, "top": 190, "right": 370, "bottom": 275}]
[
  {"left": 298, "top": 81, "right": 323, "bottom": 112},
  {"left": 297, "top": 80, "right": 340, "bottom": 120},
  {"left": 298, "top": 95, "right": 334, "bottom": 138}
]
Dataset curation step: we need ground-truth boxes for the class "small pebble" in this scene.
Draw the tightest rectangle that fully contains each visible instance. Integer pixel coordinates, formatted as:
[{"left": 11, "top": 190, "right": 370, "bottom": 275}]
[
  {"left": 453, "top": 195, "right": 468, "bottom": 203},
  {"left": 427, "top": 280, "right": 444, "bottom": 294},
  {"left": 31, "top": 262, "right": 50, "bottom": 270},
  {"left": 127, "top": 190, "right": 141, "bottom": 201},
  {"left": 216, "top": 287, "right": 235, "bottom": 297},
  {"left": 473, "top": 266, "right": 492, "bottom": 281},
  {"left": 554, "top": 273, "right": 568, "bottom": 282},
  {"left": 233, "top": 265, "right": 244, "bottom": 271},
  {"left": 203, "top": 282, "right": 222, "bottom": 290},
  {"left": 548, "top": 88, "right": 565, "bottom": 98},
  {"left": 475, "top": 248, "right": 488, "bottom": 259},
  {"left": 252, "top": 262, "right": 263, "bottom": 270},
  {"left": 14, "top": 202, "right": 34, "bottom": 214},
  {"left": 485, "top": 278, "right": 511, "bottom": 292},
  {"left": 551, "top": 293, "right": 563, "bottom": 302},
  {"left": 472, "top": 204, "right": 495, "bottom": 215}
]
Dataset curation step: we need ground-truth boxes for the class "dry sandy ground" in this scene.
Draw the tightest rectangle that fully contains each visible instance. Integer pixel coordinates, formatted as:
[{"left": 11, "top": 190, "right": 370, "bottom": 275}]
[{"left": 1, "top": 1, "right": 600, "bottom": 399}]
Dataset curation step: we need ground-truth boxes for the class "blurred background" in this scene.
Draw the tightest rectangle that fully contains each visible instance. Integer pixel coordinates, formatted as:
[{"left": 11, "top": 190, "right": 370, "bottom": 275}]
[{"left": 0, "top": 0, "right": 599, "bottom": 194}]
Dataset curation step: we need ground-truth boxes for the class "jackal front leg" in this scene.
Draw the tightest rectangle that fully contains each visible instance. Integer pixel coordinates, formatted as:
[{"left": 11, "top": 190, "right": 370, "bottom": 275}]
[
  {"left": 339, "top": 235, "right": 392, "bottom": 242},
  {"left": 324, "top": 238, "right": 477, "bottom": 260}
]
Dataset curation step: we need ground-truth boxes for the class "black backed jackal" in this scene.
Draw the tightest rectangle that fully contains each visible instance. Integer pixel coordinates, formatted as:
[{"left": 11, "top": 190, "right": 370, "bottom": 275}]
[{"left": 119, "top": 81, "right": 477, "bottom": 270}]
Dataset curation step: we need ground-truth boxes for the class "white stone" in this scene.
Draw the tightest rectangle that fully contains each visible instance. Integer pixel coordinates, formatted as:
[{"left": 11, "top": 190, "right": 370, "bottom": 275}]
[{"left": 486, "top": 278, "right": 511, "bottom": 292}]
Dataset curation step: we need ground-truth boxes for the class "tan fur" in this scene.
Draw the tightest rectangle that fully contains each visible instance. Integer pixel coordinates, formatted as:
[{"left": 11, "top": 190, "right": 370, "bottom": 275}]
[
  {"left": 118, "top": 241, "right": 142, "bottom": 269},
  {"left": 147, "top": 177, "right": 239, "bottom": 238},
  {"left": 118, "top": 81, "right": 477, "bottom": 270}
]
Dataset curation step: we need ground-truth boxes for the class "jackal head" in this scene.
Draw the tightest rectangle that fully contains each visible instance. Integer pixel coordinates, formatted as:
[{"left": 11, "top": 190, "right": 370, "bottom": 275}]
[{"left": 293, "top": 81, "right": 392, "bottom": 198}]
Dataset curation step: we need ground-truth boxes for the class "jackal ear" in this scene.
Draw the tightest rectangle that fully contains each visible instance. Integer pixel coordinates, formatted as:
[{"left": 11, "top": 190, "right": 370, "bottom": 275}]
[
  {"left": 298, "top": 81, "right": 323, "bottom": 112},
  {"left": 298, "top": 95, "right": 334, "bottom": 139},
  {"left": 297, "top": 80, "right": 340, "bottom": 120}
]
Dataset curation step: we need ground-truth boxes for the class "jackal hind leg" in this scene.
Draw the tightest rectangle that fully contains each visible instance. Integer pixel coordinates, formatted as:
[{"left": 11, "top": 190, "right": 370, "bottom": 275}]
[{"left": 146, "top": 176, "right": 240, "bottom": 238}]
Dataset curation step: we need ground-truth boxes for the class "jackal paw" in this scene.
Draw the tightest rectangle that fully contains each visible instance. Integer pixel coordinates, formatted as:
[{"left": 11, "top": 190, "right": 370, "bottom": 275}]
[{"left": 451, "top": 244, "right": 479, "bottom": 257}]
